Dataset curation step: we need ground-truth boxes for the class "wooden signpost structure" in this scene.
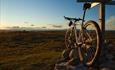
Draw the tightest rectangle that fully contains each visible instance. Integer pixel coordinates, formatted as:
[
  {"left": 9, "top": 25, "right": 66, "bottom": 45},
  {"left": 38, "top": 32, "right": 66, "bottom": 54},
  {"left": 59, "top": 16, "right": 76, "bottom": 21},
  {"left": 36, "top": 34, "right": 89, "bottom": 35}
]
[{"left": 77, "top": 0, "right": 115, "bottom": 47}]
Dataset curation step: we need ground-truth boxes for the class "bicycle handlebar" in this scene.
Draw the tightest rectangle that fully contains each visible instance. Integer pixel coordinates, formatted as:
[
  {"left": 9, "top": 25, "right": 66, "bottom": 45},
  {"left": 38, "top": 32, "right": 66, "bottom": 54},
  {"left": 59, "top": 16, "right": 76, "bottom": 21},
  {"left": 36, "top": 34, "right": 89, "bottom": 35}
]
[{"left": 64, "top": 16, "right": 82, "bottom": 22}]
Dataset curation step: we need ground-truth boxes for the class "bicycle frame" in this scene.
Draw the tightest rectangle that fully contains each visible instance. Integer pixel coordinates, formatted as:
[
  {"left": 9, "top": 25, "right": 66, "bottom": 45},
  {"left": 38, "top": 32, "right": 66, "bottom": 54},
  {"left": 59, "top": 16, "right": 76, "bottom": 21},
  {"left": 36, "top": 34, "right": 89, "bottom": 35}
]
[
  {"left": 70, "top": 9, "right": 87, "bottom": 62},
  {"left": 82, "top": 9, "right": 86, "bottom": 28},
  {"left": 64, "top": 3, "right": 101, "bottom": 66},
  {"left": 72, "top": 9, "right": 87, "bottom": 45}
]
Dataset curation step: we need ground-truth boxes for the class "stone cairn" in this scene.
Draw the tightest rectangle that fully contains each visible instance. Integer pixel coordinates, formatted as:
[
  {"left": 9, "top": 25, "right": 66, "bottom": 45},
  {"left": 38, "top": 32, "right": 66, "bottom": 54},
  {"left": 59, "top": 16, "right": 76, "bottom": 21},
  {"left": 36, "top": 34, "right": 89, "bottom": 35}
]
[{"left": 54, "top": 40, "right": 114, "bottom": 70}]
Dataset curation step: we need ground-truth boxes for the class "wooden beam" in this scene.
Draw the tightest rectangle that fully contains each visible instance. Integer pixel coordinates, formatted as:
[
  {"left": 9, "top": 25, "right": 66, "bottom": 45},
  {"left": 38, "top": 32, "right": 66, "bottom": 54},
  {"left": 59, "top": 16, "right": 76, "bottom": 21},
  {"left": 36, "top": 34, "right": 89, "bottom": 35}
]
[
  {"left": 105, "top": 1, "right": 115, "bottom": 5},
  {"left": 77, "top": 0, "right": 109, "bottom": 2},
  {"left": 77, "top": 0, "right": 99, "bottom": 2},
  {"left": 77, "top": 0, "right": 115, "bottom": 5}
]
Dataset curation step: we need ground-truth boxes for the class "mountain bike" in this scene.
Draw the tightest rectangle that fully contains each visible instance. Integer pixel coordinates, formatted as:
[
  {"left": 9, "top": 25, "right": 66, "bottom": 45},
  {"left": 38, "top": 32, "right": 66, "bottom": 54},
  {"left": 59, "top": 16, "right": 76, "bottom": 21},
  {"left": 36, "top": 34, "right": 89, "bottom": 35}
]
[{"left": 64, "top": 3, "right": 101, "bottom": 66}]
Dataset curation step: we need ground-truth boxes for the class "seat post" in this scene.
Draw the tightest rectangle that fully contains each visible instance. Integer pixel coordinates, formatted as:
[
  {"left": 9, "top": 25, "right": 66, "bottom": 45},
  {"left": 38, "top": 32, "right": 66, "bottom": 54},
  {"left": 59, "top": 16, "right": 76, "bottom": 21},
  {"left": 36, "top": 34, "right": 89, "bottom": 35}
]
[
  {"left": 81, "top": 9, "right": 86, "bottom": 28},
  {"left": 82, "top": 3, "right": 91, "bottom": 28}
]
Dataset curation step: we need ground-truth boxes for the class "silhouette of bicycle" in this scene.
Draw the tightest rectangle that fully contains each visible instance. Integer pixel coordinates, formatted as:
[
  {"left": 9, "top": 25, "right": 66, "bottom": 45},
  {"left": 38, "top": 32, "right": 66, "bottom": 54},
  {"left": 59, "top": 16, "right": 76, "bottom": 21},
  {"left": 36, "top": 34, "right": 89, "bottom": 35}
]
[{"left": 64, "top": 3, "right": 101, "bottom": 66}]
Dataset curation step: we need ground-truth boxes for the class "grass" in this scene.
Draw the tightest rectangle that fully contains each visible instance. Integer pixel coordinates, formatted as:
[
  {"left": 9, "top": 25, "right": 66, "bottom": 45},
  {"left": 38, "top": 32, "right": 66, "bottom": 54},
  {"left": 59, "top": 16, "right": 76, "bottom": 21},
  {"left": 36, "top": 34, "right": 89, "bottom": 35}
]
[
  {"left": 0, "top": 30, "right": 114, "bottom": 70},
  {"left": 0, "top": 31, "right": 65, "bottom": 70}
]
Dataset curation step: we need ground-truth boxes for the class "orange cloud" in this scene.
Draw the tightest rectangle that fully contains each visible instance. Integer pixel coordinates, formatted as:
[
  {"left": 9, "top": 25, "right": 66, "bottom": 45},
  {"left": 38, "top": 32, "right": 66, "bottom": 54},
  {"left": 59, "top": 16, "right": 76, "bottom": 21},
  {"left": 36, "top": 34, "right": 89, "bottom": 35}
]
[{"left": 106, "top": 16, "right": 115, "bottom": 30}]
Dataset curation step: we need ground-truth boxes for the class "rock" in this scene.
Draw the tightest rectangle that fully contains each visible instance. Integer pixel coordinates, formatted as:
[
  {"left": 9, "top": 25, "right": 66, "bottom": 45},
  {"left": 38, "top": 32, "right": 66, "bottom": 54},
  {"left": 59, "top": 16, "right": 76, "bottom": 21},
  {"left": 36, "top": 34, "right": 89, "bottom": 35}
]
[
  {"left": 88, "top": 67, "right": 98, "bottom": 70},
  {"left": 54, "top": 40, "right": 115, "bottom": 70},
  {"left": 54, "top": 62, "right": 77, "bottom": 70},
  {"left": 55, "top": 63, "right": 89, "bottom": 70},
  {"left": 75, "top": 64, "right": 88, "bottom": 70},
  {"left": 100, "top": 67, "right": 110, "bottom": 70},
  {"left": 66, "top": 65, "right": 76, "bottom": 70},
  {"left": 62, "top": 49, "right": 71, "bottom": 60},
  {"left": 99, "top": 59, "right": 114, "bottom": 70},
  {"left": 54, "top": 62, "right": 67, "bottom": 70},
  {"left": 106, "top": 54, "right": 114, "bottom": 60}
]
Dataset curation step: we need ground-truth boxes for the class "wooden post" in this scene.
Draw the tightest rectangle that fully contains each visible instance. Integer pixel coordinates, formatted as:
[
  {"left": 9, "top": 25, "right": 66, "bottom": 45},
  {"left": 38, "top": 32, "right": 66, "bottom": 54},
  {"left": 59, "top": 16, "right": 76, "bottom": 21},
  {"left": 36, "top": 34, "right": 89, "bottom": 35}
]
[{"left": 99, "top": 2, "right": 105, "bottom": 45}]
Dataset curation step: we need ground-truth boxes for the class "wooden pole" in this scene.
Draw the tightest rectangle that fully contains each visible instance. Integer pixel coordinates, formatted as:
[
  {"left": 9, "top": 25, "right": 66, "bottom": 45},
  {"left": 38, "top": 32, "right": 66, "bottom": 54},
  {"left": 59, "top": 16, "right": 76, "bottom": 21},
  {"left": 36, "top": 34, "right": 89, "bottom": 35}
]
[
  {"left": 99, "top": 2, "right": 105, "bottom": 46},
  {"left": 99, "top": 3, "right": 105, "bottom": 33}
]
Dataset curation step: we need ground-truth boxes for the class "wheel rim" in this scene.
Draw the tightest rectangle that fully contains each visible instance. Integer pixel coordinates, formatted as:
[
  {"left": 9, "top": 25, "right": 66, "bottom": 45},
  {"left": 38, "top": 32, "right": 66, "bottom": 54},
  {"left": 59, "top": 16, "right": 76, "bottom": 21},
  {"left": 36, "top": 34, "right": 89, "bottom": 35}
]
[
  {"left": 65, "top": 28, "right": 76, "bottom": 49},
  {"left": 80, "top": 22, "right": 100, "bottom": 66}
]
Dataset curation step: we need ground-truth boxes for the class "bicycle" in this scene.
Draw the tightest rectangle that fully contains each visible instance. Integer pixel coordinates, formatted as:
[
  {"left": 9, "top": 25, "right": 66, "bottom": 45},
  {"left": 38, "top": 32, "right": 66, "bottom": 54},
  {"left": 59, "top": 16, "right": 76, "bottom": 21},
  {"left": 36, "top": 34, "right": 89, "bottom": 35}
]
[{"left": 64, "top": 3, "right": 101, "bottom": 66}]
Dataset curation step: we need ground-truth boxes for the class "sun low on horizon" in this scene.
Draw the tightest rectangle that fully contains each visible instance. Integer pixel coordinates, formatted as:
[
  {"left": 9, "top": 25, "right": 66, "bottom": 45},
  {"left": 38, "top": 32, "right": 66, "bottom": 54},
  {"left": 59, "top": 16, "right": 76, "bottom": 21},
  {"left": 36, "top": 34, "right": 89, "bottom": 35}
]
[{"left": 0, "top": 0, "right": 115, "bottom": 30}]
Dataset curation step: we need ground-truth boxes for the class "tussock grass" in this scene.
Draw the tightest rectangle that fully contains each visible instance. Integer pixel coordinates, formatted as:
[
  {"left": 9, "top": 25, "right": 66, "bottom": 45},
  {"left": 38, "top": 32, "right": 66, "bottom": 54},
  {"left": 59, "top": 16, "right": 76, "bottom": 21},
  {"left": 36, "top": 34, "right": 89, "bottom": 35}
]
[{"left": 0, "top": 31, "right": 114, "bottom": 70}]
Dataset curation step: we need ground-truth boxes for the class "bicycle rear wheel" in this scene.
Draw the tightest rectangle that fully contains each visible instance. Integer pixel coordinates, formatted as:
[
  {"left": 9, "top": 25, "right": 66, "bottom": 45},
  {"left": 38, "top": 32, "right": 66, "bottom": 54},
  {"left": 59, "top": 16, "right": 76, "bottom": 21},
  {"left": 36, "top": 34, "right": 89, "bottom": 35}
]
[
  {"left": 65, "top": 27, "right": 76, "bottom": 49},
  {"left": 78, "top": 20, "right": 101, "bottom": 66}
]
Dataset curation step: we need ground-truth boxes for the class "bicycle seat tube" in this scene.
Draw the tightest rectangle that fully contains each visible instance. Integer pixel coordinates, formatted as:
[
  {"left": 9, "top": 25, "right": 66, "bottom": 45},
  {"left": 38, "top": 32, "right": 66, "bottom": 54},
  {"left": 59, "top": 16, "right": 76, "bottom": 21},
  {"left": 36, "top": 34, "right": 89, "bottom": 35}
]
[{"left": 81, "top": 9, "right": 86, "bottom": 29}]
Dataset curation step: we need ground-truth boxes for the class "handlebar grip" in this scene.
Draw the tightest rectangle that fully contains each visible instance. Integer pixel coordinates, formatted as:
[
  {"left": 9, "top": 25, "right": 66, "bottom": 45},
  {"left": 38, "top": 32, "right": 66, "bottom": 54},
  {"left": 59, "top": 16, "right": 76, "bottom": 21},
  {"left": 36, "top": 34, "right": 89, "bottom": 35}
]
[{"left": 64, "top": 16, "right": 71, "bottom": 20}]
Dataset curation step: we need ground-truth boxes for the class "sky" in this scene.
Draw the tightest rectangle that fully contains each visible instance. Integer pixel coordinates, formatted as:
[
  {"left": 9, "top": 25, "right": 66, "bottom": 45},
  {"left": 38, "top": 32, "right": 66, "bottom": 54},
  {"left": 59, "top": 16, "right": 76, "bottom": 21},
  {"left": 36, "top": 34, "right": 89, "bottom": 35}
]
[{"left": 0, "top": 0, "right": 115, "bottom": 30}]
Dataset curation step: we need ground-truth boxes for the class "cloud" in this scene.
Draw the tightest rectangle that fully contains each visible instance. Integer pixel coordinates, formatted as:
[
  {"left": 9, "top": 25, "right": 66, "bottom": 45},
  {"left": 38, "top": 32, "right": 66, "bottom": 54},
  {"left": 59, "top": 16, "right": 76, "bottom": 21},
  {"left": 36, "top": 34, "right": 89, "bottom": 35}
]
[
  {"left": 52, "top": 25, "right": 62, "bottom": 28},
  {"left": 42, "top": 27, "right": 47, "bottom": 28},
  {"left": 12, "top": 26, "right": 20, "bottom": 28},
  {"left": 24, "top": 22, "right": 29, "bottom": 24},
  {"left": 50, "top": 24, "right": 63, "bottom": 28},
  {"left": 106, "top": 16, "right": 115, "bottom": 30},
  {"left": 30, "top": 24, "right": 34, "bottom": 26}
]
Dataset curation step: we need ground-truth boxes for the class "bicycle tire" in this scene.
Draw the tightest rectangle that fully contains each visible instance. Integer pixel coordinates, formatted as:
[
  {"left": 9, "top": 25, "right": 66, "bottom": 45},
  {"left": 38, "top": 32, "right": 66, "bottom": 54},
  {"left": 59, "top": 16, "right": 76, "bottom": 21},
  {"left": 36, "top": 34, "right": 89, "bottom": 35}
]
[
  {"left": 65, "top": 27, "right": 76, "bottom": 49},
  {"left": 78, "top": 20, "right": 101, "bottom": 66}
]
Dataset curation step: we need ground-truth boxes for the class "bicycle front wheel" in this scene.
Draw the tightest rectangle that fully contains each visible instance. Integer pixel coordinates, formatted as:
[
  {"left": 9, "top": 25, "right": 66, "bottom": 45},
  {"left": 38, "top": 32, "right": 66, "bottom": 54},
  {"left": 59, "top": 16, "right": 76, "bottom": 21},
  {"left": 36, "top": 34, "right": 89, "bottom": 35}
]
[{"left": 79, "top": 20, "right": 101, "bottom": 66}]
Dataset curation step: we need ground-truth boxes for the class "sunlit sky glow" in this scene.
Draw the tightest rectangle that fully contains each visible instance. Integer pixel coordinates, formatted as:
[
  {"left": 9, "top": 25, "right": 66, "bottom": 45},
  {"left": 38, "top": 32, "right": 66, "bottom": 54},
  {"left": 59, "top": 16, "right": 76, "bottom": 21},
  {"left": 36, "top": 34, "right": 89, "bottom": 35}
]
[{"left": 0, "top": 0, "right": 115, "bottom": 30}]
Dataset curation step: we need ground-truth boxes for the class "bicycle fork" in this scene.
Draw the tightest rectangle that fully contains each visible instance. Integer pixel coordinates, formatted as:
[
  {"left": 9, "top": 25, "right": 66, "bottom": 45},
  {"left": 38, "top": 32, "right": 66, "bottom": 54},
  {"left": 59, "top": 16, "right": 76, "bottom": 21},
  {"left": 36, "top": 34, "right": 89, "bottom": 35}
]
[{"left": 74, "top": 9, "right": 87, "bottom": 64}]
